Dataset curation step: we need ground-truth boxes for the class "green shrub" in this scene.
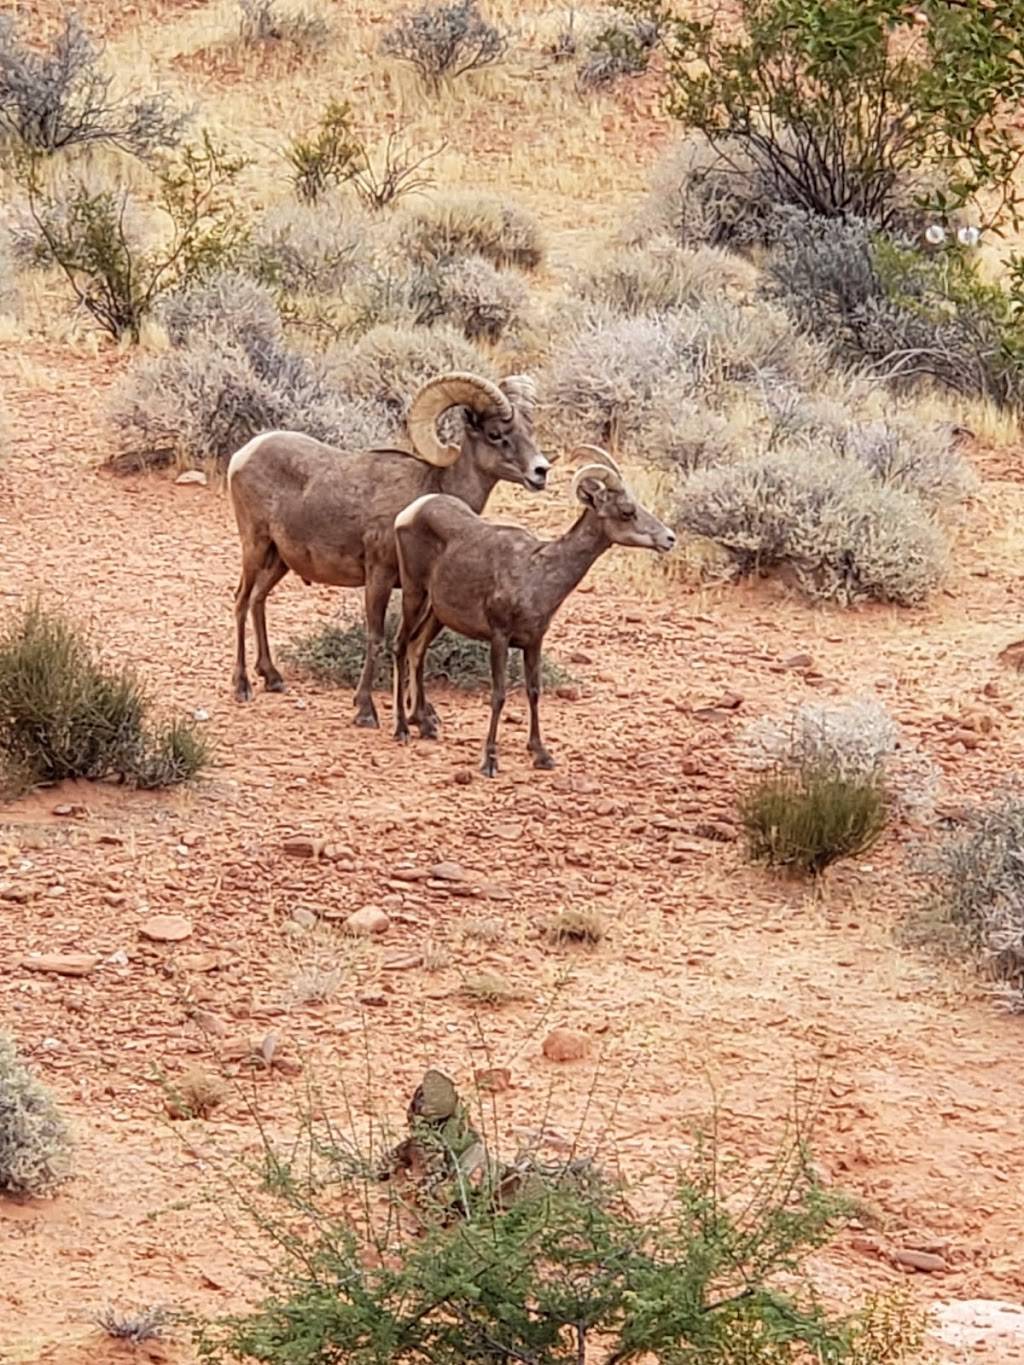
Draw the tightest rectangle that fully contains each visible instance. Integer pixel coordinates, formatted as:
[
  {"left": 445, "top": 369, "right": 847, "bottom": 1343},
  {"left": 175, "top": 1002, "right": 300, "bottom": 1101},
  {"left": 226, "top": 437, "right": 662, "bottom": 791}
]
[
  {"left": 646, "top": 0, "right": 1024, "bottom": 231},
  {"left": 924, "top": 800, "right": 1024, "bottom": 1010},
  {"left": 394, "top": 190, "right": 544, "bottom": 271},
  {"left": 740, "top": 766, "right": 887, "bottom": 876},
  {"left": 193, "top": 1071, "right": 922, "bottom": 1364},
  {"left": 18, "top": 132, "right": 249, "bottom": 342},
  {"left": 285, "top": 614, "right": 568, "bottom": 692},
  {"left": 0, "top": 603, "right": 209, "bottom": 795},
  {"left": 0, "top": 1032, "right": 73, "bottom": 1196}
]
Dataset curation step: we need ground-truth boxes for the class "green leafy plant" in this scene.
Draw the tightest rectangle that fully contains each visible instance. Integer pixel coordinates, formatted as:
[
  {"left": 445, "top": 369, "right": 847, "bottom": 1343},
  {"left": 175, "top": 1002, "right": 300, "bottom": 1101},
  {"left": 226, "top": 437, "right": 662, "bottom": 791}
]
[
  {"left": 285, "top": 100, "right": 442, "bottom": 211},
  {"left": 285, "top": 613, "right": 569, "bottom": 692},
  {"left": 639, "top": 0, "right": 1024, "bottom": 232},
  {"left": 0, "top": 602, "right": 209, "bottom": 796},
  {"left": 18, "top": 132, "right": 249, "bottom": 341},
  {"left": 740, "top": 765, "right": 888, "bottom": 876},
  {"left": 193, "top": 1073, "right": 922, "bottom": 1364}
]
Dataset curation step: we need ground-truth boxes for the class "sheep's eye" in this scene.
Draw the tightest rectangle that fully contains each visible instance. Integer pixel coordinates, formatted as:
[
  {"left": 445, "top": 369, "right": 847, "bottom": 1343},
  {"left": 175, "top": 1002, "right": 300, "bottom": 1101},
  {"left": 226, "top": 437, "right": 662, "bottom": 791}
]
[
  {"left": 489, "top": 430, "right": 509, "bottom": 446},
  {"left": 619, "top": 502, "right": 637, "bottom": 520}
]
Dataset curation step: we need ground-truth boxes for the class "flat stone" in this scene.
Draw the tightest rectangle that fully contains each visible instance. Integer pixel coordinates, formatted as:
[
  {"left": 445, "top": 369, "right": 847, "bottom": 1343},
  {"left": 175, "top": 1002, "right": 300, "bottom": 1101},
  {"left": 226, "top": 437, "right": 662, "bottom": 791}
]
[
  {"left": 430, "top": 861, "right": 466, "bottom": 882},
  {"left": 282, "top": 836, "right": 326, "bottom": 860},
  {"left": 175, "top": 469, "right": 208, "bottom": 486},
  {"left": 22, "top": 952, "right": 99, "bottom": 977},
  {"left": 139, "top": 913, "right": 193, "bottom": 943},
  {"left": 343, "top": 906, "right": 390, "bottom": 936}
]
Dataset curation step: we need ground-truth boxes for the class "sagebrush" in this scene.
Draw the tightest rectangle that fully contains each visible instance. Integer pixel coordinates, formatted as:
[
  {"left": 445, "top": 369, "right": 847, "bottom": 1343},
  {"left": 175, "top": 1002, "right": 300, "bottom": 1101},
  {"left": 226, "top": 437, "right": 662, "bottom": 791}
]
[
  {"left": 395, "top": 190, "right": 544, "bottom": 271},
  {"left": 0, "top": 603, "right": 209, "bottom": 794},
  {"left": 382, "top": 0, "right": 507, "bottom": 92},
  {"left": 286, "top": 614, "right": 568, "bottom": 692},
  {"left": 0, "top": 1032, "right": 73, "bottom": 1196},
  {"left": 237, "top": 0, "right": 329, "bottom": 47}
]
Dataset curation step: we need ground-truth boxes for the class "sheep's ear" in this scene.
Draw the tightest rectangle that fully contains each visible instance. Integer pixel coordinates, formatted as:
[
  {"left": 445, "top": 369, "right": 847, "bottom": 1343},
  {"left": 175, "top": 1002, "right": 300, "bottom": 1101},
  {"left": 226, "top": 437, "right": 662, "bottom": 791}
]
[{"left": 575, "top": 475, "right": 605, "bottom": 508}]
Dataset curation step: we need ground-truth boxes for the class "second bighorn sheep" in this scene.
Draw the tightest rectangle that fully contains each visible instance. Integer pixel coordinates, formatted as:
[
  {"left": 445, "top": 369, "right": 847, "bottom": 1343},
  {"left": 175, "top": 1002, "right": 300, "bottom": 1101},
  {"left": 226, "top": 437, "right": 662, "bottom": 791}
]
[
  {"left": 227, "top": 372, "right": 549, "bottom": 725},
  {"left": 392, "top": 446, "right": 676, "bottom": 776}
]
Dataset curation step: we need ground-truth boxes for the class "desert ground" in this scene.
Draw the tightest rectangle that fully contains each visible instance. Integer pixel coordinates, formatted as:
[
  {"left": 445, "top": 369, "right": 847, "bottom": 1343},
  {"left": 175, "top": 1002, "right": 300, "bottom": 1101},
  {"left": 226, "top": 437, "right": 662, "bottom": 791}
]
[{"left": 3, "top": 2, "right": 1024, "bottom": 1362}]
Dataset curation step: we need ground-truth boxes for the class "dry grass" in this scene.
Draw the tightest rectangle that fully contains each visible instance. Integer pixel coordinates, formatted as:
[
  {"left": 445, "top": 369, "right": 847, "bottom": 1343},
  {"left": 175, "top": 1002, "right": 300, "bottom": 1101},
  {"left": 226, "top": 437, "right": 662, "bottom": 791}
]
[
  {"left": 458, "top": 970, "right": 519, "bottom": 1005},
  {"left": 164, "top": 1066, "right": 228, "bottom": 1120},
  {"left": 541, "top": 908, "right": 606, "bottom": 946}
]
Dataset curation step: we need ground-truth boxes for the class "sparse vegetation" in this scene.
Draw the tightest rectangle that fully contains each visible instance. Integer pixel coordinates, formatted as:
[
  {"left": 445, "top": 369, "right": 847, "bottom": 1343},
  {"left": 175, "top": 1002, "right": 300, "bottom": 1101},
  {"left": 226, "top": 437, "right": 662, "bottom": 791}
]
[
  {"left": 395, "top": 190, "right": 544, "bottom": 271},
  {"left": 0, "top": 13, "right": 186, "bottom": 157},
  {"left": 740, "top": 766, "right": 888, "bottom": 876},
  {"left": 19, "top": 133, "right": 249, "bottom": 341},
  {"left": 0, "top": 603, "right": 209, "bottom": 795},
  {"left": 247, "top": 198, "right": 369, "bottom": 295},
  {"left": 237, "top": 0, "right": 330, "bottom": 49},
  {"left": 576, "top": 240, "right": 739, "bottom": 315},
  {"left": 0, "top": 1032, "right": 73, "bottom": 1196},
  {"left": 542, "top": 908, "right": 606, "bottom": 946},
  {"left": 924, "top": 799, "right": 1024, "bottom": 1011},
  {"left": 577, "top": 8, "right": 662, "bottom": 90},
  {"left": 417, "top": 253, "right": 529, "bottom": 341},
  {"left": 459, "top": 970, "right": 517, "bottom": 1005},
  {"left": 96, "top": 1305, "right": 170, "bottom": 1344},
  {"left": 676, "top": 450, "right": 949, "bottom": 606},
  {"left": 163, "top": 1068, "right": 228, "bottom": 1121},
  {"left": 285, "top": 101, "right": 441, "bottom": 211},
  {"left": 286, "top": 613, "right": 568, "bottom": 693},
  {"left": 337, "top": 322, "right": 495, "bottom": 418},
  {"left": 382, "top": 0, "right": 508, "bottom": 93}
]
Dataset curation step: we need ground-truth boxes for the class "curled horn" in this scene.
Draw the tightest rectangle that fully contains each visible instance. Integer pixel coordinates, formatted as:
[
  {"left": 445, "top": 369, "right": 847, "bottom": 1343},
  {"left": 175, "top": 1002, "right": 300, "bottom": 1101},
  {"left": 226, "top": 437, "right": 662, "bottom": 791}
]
[
  {"left": 571, "top": 463, "right": 623, "bottom": 500},
  {"left": 407, "top": 372, "right": 512, "bottom": 468},
  {"left": 499, "top": 373, "right": 538, "bottom": 412},
  {"left": 572, "top": 444, "right": 625, "bottom": 483}
]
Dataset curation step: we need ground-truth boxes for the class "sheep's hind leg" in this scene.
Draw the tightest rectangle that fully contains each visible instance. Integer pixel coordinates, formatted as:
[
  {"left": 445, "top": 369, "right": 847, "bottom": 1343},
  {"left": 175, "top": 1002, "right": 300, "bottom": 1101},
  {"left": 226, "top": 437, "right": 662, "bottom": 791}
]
[
  {"left": 232, "top": 557, "right": 259, "bottom": 702},
  {"left": 408, "top": 613, "right": 443, "bottom": 740},
  {"left": 354, "top": 571, "right": 392, "bottom": 728},
  {"left": 524, "top": 643, "right": 555, "bottom": 770},
  {"left": 481, "top": 635, "right": 509, "bottom": 778},
  {"left": 251, "top": 552, "right": 290, "bottom": 692}
]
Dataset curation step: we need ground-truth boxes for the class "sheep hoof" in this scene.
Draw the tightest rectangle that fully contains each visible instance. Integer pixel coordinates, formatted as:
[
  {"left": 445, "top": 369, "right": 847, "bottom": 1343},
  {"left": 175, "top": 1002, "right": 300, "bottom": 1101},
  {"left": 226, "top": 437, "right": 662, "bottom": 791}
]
[
  {"left": 394, "top": 727, "right": 411, "bottom": 745},
  {"left": 353, "top": 710, "right": 379, "bottom": 729},
  {"left": 532, "top": 750, "right": 556, "bottom": 770},
  {"left": 419, "top": 718, "right": 440, "bottom": 740},
  {"left": 233, "top": 679, "right": 254, "bottom": 703},
  {"left": 480, "top": 756, "right": 498, "bottom": 778},
  {"left": 263, "top": 676, "right": 287, "bottom": 693}
]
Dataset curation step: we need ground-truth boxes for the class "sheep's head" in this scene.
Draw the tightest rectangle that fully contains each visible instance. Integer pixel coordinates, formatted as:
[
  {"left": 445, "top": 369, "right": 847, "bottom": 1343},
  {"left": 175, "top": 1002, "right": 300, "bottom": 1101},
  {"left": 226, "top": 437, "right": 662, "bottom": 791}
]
[
  {"left": 406, "top": 372, "right": 550, "bottom": 491},
  {"left": 571, "top": 445, "right": 676, "bottom": 554}
]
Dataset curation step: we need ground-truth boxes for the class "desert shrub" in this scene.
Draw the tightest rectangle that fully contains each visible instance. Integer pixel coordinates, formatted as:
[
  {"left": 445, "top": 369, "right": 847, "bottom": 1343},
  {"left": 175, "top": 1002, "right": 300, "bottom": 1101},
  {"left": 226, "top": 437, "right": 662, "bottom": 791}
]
[
  {"left": 417, "top": 254, "right": 529, "bottom": 341},
  {"left": 0, "top": 1031, "right": 73, "bottom": 1196},
  {"left": 0, "top": 230, "right": 17, "bottom": 316},
  {"left": 676, "top": 450, "right": 948, "bottom": 606},
  {"left": 767, "top": 215, "right": 1024, "bottom": 412},
  {"left": 576, "top": 241, "right": 737, "bottom": 314},
  {"left": 194, "top": 1072, "right": 922, "bottom": 1365},
  {"left": 238, "top": 0, "right": 330, "bottom": 48},
  {"left": 111, "top": 333, "right": 395, "bottom": 465},
  {"left": 0, "top": 13, "right": 185, "bottom": 157},
  {"left": 247, "top": 199, "right": 370, "bottom": 295},
  {"left": 160, "top": 269, "right": 283, "bottom": 350},
  {"left": 924, "top": 800, "right": 1024, "bottom": 1010},
  {"left": 546, "top": 304, "right": 820, "bottom": 448},
  {"left": 740, "top": 766, "right": 888, "bottom": 876},
  {"left": 163, "top": 1067, "right": 227, "bottom": 1121},
  {"left": 829, "top": 417, "right": 976, "bottom": 510},
  {"left": 577, "top": 7, "right": 662, "bottom": 89},
  {"left": 285, "top": 101, "right": 441, "bottom": 211},
  {"left": 394, "top": 190, "right": 544, "bottom": 271},
  {"left": 286, "top": 614, "right": 568, "bottom": 692},
  {"left": 630, "top": 395, "right": 738, "bottom": 475},
  {"left": 382, "top": 0, "right": 507, "bottom": 93},
  {"left": 650, "top": 0, "right": 1024, "bottom": 231},
  {"left": 335, "top": 322, "right": 494, "bottom": 418},
  {"left": 19, "top": 133, "right": 249, "bottom": 341},
  {"left": 744, "top": 698, "right": 940, "bottom": 821},
  {"left": 96, "top": 1306, "right": 169, "bottom": 1343},
  {"left": 0, "top": 604, "right": 209, "bottom": 795}
]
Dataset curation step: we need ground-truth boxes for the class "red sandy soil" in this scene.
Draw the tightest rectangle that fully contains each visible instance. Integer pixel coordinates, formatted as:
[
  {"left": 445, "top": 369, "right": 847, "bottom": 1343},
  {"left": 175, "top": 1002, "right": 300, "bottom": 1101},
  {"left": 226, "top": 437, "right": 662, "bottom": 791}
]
[{"left": 3, "top": 343, "right": 1024, "bottom": 1364}]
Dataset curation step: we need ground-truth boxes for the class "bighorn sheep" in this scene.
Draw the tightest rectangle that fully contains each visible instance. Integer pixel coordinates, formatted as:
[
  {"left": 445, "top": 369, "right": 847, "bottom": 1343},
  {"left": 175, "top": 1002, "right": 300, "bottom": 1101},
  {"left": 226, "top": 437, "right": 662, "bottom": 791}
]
[
  {"left": 227, "top": 372, "right": 548, "bottom": 725},
  {"left": 392, "top": 446, "right": 676, "bottom": 776}
]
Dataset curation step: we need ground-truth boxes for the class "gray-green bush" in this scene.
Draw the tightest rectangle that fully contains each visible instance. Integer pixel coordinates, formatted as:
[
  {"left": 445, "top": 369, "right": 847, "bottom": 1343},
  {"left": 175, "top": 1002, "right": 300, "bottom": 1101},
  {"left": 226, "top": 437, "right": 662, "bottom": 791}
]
[
  {"left": 334, "top": 322, "right": 494, "bottom": 419},
  {"left": 381, "top": 0, "right": 507, "bottom": 93},
  {"left": 394, "top": 190, "right": 544, "bottom": 271},
  {"left": 0, "top": 1032, "right": 73, "bottom": 1196}
]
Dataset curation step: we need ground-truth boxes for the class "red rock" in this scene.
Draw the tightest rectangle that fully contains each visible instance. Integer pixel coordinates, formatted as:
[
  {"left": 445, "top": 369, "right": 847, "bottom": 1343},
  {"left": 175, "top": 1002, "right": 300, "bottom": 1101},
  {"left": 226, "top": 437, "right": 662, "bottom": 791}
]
[
  {"left": 891, "top": 1248, "right": 947, "bottom": 1273},
  {"left": 344, "top": 906, "right": 390, "bottom": 936},
  {"left": 282, "top": 836, "right": 325, "bottom": 859},
  {"left": 475, "top": 1066, "right": 512, "bottom": 1093},
  {"left": 542, "top": 1028, "right": 589, "bottom": 1063},
  {"left": 22, "top": 952, "right": 99, "bottom": 977},
  {"left": 139, "top": 914, "right": 193, "bottom": 942}
]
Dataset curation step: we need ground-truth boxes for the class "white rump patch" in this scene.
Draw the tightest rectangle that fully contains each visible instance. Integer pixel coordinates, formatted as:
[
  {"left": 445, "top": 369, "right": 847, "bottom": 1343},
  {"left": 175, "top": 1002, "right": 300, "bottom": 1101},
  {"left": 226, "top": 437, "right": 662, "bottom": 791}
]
[
  {"left": 394, "top": 493, "right": 439, "bottom": 530},
  {"left": 227, "top": 431, "right": 289, "bottom": 483}
]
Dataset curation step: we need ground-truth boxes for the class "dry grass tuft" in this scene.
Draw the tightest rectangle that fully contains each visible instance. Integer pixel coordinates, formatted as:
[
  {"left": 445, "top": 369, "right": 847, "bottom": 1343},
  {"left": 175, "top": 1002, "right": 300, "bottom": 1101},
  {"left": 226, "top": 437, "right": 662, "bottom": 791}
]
[
  {"left": 164, "top": 1066, "right": 228, "bottom": 1120},
  {"left": 542, "top": 908, "right": 606, "bottom": 946},
  {"left": 459, "top": 969, "right": 519, "bottom": 1005}
]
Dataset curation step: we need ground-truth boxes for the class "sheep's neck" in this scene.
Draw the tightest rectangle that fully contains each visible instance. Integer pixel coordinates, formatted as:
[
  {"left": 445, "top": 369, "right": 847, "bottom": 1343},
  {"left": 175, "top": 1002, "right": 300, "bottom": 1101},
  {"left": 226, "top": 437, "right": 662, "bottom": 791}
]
[
  {"left": 438, "top": 456, "right": 497, "bottom": 513},
  {"left": 532, "top": 513, "right": 609, "bottom": 621}
]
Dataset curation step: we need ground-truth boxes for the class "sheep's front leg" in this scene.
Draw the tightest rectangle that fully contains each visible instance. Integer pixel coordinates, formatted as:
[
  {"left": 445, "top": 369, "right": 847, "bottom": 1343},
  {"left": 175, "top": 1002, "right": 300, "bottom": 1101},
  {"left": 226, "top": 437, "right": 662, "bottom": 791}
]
[
  {"left": 353, "top": 569, "right": 392, "bottom": 729},
  {"left": 392, "top": 617, "right": 412, "bottom": 745},
  {"left": 524, "top": 642, "right": 555, "bottom": 770},
  {"left": 481, "top": 634, "right": 509, "bottom": 778}
]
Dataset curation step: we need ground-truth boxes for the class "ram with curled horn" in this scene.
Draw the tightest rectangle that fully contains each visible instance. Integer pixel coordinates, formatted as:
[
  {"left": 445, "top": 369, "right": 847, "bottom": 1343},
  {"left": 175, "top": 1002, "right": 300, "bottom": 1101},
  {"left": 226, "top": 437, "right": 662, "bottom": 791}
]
[
  {"left": 226, "top": 371, "right": 550, "bottom": 725},
  {"left": 392, "top": 445, "right": 676, "bottom": 777}
]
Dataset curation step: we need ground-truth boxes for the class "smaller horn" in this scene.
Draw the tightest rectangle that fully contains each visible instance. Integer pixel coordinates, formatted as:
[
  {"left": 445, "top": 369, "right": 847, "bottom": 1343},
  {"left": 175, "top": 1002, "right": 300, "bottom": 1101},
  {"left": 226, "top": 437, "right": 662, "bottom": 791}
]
[
  {"left": 571, "top": 463, "right": 623, "bottom": 500},
  {"left": 572, "top": 444, "right": 625, "bottom": 482}
]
